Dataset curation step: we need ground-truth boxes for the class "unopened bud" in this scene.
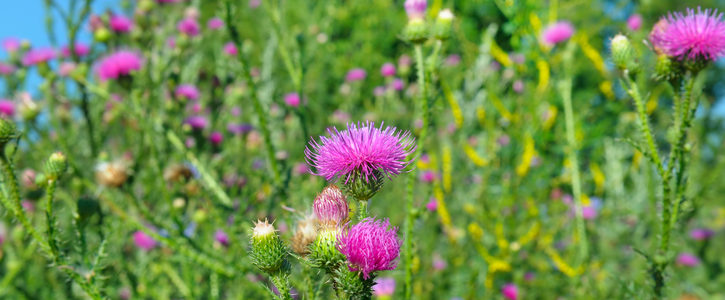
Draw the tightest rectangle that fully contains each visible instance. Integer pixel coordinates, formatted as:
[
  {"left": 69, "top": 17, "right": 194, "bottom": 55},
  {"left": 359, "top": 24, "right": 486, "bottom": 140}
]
[
  {"left": 45, "top": 152, "right": 68, "bottom": 180},
  {"left": 432, "top": 9, "right": 454, "bottom": 40},
  {"left": 403, "top": 18, "right": 428, "bottom": 44},
  {"left": 610, "top": 34, "right": 637, "bottom": 71},
  {"left": 308, "top": 227, "right": 344, "bottom": 270},
  {"left": 313, "top": 185, "right": 349, "bottom": 227},
  {"left": 342, "top": 170, "right": 384, "bottom": 202},
  {"left": 250, "top": 219, "right": 289, "bottom": 274}
]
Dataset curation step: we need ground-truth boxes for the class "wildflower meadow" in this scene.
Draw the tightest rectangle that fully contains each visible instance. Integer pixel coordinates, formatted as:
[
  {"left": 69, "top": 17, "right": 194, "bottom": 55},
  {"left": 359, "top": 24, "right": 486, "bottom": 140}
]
[{"left": 1, "top": 0, "right": 725, "bottom": 299}]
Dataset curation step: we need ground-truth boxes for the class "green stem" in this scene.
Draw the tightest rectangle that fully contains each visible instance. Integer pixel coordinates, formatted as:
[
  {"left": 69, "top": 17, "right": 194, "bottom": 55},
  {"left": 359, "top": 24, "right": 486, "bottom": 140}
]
[
  {"left": 670, "top": 77, "right": 696, "bottom": 229},
  {"left": 403, "top": 174, "right": 414, "bottom": 300},
  {"left": 0, "top": 154, "right": 46, "bottom": 251},
  {"left": 413, "top": 45, "right": 429, "bottom": 153},
  {"left": 45, "top": 179, "right": 60, "bottom": 258},
  {"left": 622, "top": 74, "right": 665, "bottom": 176},
  {"left": 358, "top": 200, "right": 369, "bottom": 221},
  {"left": 559, "top": 77, "right": 589, "bottom": 266},
  {"left": 270, "top": 273, "right": 292, "bottom": 300}
]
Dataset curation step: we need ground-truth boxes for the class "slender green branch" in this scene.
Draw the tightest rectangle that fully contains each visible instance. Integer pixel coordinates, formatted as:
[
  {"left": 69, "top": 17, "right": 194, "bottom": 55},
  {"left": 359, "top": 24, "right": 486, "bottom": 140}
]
[
  {"left": 270, "top": 273, "right": 292, "bottom": 300},
  {"left": 45, "top": 179, "right": 61, "bottom": 258}
]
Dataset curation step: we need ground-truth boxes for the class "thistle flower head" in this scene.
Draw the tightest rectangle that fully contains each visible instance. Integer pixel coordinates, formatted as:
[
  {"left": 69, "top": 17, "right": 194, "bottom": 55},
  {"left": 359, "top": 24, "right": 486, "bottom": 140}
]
[
  {"left": 46, "top": 152, "right": 68, "bottom": 180},
  {"left": 214, "top": 229, "right": 230, "bottom": 247},
  {"left": 305, "top": 121, "right": 415, "bottom": 184},
  {"left": 284, "top": 93, "right": 301, "bottom": 107},
  {"left": 502, "top": 283, "right": 519, "bottom": 300},
  {"left": 207, "top": 17, "right": 224, "bottom": 30},
  {"left": 345, "top": 68, "right": 367, "bottom": 82},
  {"left": 649, "top": 7, "right": 725, "bottom": 61},
  {"left": 2, "top": 38, "right": 20, "bottom": 53},
  {"left": 0, "top": 100, "right": 15, "bottom": 117},
  {"left": 313, "top": 185, "right": 349, "bottom": 226},
  {"left": 380, "top": 63, "right": 396, "bottom": 77},
  {"left": 689, "top": 228, "right": 715, "bottom": 241},
  {"left": 175, "top": 84, "right": 200, "bottom": 101},
  {"left": 404, "top": 0, "right": 427, "bottom": 20},
  {"left": 676, "top": 252, "right": 700, "bottom": 267},
  {"left": 337, "top": 218, "right": 401, "bottom": 279},
  {"left": 224, "top": 42, "right": 238, "bottom": 56},
  {"left": 96, "top": 50, "right": 144, "bottom": 81},
  {"left": 177, "top": 17, "right": 201, "bottom": 37},
  {"left": 0, "top": 63, "right": 15, "bottom": 75},
  {"left": 627, "top": 14, "right": 642, "bottom": 31},
  {"left": 60, "top": 43, "right": 90, "bottom": 58},
  {"left": 541, "top": 21, "right": 575, "bottom": 45},
  {"left": 109, "top": 14, "right": 134, "bottom": 33},
  {"left": 21, "top": 48, "right": 55, "bottom": 66},
  {"left": 133, "top": 231, "right": 157, "bottom": 251}
]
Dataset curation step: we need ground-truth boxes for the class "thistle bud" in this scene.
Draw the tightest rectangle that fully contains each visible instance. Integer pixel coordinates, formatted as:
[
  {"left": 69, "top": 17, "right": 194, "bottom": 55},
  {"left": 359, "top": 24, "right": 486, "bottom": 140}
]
[
  {"left": 432, "top": 9, "right": 454, "bottom": 40},
  {"left": 45, "top": 152, "right": 68, "bottom": 180},
  {"left": 291, "top": 216, "right": 317, "bottom": 255},
  {"left": 313, "top": 185, "right": 349, "bottom": 227},
  {"left": 654, "top": 53, "right": 682, "bottom": 82},
  {"left": 403, "top": 18, "right": 428, "bottom": 44},
  {"left": 94, "top": 27, "right": 112, "bottom": 42},
  {"left": 0, "top": 118, "right": 16, "bottom": 147},
  {"left": 342, "top": 170, "right": 384, "bottom": 202},
  {"left": 610, "top": 34, "right": 637, "bottom": 71},
  {"left": 250, "top": 219, "right": 289, "bottom": 274},
  {"left": 308, "top": 226, "right": 344, "bottom": 270}
]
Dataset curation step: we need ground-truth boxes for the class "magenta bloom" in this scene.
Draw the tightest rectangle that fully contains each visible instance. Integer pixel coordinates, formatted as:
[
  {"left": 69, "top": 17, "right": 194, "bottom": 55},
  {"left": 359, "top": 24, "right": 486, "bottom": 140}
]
[
  {"left": 109, "top": 14, "right": 133, "bottom": 33},
  {"left": 337, "top": 218, "right": 401, "bottom": 279},
  {"left": 22, "top": 48, "right": 55, "bottom": 66},
  {"left": 133, "top": 231, "right": 157, "bottom": 251},
  {"left": 283, "top": 93, "right": 300, "bottom": 107},
  {"left": 501, "top": 283, "right": 519, "bottom": 300},
  {"left": 177, "top": 18, "right": 201, "bottom": 37},
  {"left": 391, "top": 78, "right": 404, "bottom": 91},
  {"left": 404, "top": 0, "right": 427, "bottom": 20},
  {"left": 207, "top": 17, "right": 224, "bottom": 30},
  {"left": 425, "top": 197, "right": 437, "bottom": 211},
  {"left": 372, "top": 277, "right": 395, "bottom": 297},
  {"left": 185, "top": 116, "right": 208, "bottom": 129},
  {"left": 345, "top": 68, "right": 366, "bottom": 82},
  {"left": 58, "top": 62, "right": 77, "bottom": 77},
  {"left": 676, "top": 253, "right": 700, "bottom": 267},
  {"left": 541, "top": 21, "right": 575, "bottom": 45},
  {"left": 223, "top": 42, "right": 238, "bottom": 56},
  {"left": 513, "top": 80, "right": 524, "bottom": 94},
  {"left": 2, "top": 38, "right": 20, "bottom": 53},
  {"left": 96, "top": 50, "right": 143, "bottom": 81},
  {"left": 305, "top": 121, "right": 416, "bottom": 183},
  {"left": 420, "top": 170, "right": 436, "bottom": 183},
  {"left": 627, "top": 14, "right": 643, "bottom": 31},
  {"left": 313, "top": 185, "right": 349, "bottom": 226},
  {"left": 0, "top": 63, "right": 15, "bottom": 75},
  {"left": 380, "top": 62, "right": 396, "bottom": 77},
  {"left": 214, "top": 229, "right": 229, "bottom": 247},
  {"left": 210, "top": 131, "right": 224, "bottom": 145},
  {"left": 61, "top": 43, "right": 90, "bottom": 58},
  {"left": 373, "top": 86, "right": 386, "bottom": 97},
  {"left": 175, "top": 84, "right": 200, "bottom": 101},
  {"left": 0, "top": 100, "right": 15, "bottom": 117},
  {"left": 689, "top": 228, "right": 715, "bottom": 241},
  {"left": 649, "top": 8, "right": 725, "bottom": 61},
  {"left": 445, "top": 54, "right": 461, "bottom": 66},
  {"left": 227, "top": 123, "right": 253, "bottom": 135}
]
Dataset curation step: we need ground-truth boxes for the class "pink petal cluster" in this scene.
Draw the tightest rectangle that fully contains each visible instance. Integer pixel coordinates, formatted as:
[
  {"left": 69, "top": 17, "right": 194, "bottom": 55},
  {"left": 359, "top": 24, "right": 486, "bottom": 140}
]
[
  {"left": 175, "top": 84, "right": 200, "bottom": 100},
  {"left": 2, "top": 38, "right": 20, "bottom": 53},
  {"left": 207, "top": 17, "right": 224, "bottom": 30},
  {"left": 345, "top": 68, "right": 367, "bottom": 82},
  {"left": 185, "top": 116, "right": 208, "bottom": 129},
  {"left": 404, "top": 0, "right": 427, "bottom": 20},
  {"left": 313, "top": 185, "right": 348, "bottom": 226},
  {"left": 283, "top": 93, "right": 300, "bottom": 107},
  {"left": 501, "top": 283, "right": 519, "bottom": 300},
  {"left": 305, "top": 121, "right": 416, "bottom": 183},
  {"left": 0, "top": 100, "right": 15, "bottom": 117},
  {"left": 223, "top": 42, "right": 238, "bottom": 56},
  {"left": 109, "top": 14, "right": 134, "bottom": 33},
  {"left": 380, "top": 62, "right": 396, "bottom": 77},
  {"left": 649, "top": 8, "right": 725, "bottom": 61},
  {"left": 541, "top": 21, "right": 575, "bottom": 45},
  {"left": 676, "top": 253, "right": 700, "bottom": 267},
  {"left": 0, "top": 63, "right": 15, "bottom": 75},
  {"left": 61, "top": 43, "right": 90, "bottom": 58},
  {"left": 178, "top": 18, "right": 201, "bottom": 37},
  {"left": 372, "top": 277, "right": 395, "bottom": 297},
  {"left": 22, "top": 48, "right": 55, "bottom": 66},
  {"left": 337, "top": 218, "right": 401, "bottom": 279},
  {"left": 133, "top": 231, "right": 157, "bottom": 251},
  {"left": 627, "top": 14, "right": 643, "bottom": 31},
  {"left": 215, "top": 229, "right": 229, "bottom": 247},
  {"left": 689, "top": 228, "right": 715, "bottom": 241},
  {"left": 210, "top": 131, "right": 223, "bottom": 145},
  {"left": 96, "top": 50, "right": 144, "bottom": 81}
]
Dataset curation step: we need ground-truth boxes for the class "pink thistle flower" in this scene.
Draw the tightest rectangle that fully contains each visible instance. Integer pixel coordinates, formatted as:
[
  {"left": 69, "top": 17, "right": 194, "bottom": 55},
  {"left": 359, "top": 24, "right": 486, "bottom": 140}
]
[
  {"left": 223, "top": 42, "right": 238, "bottom": 56},
  {"left": 185, "top": 116, "right": 208, "bottom": 129},
  {"left": 445, "top": 54, "right": 461, "bottom": 66},
  {"left": 398, "top": 54, "right": 411, "bottom": 68},
  {"left": 676, "top": 253, "right": 700, "bottom": 267},
  {"left": 210, "top": 131, "right": 223, "bottom": 145},
  {"left": 501, "top": 283, "right": 519, "bottom": 300},
  {"left": 0, "top": 100, "right": 15, "bottom": 117},
  {"left": 214, "top": 229, "right": 230, "bottom": 247},
  {"left": 313, "top": 185, "right": 349, "bottom": 226},
  {"left": 175, "top": 84, "right": 200, "bottom": 101},
  {"left": 60, "top": 43, "right": 90, "bottom": 58},
  {"left": 109, "top": 14, "right": 134, "bottom": 33},
  {"left": 432, "top": 253, "right": 446, "bottom": 270},
  {"left": 167, "top": 37, "right": 177, "bottom": 49},
  {"left": 404, "top": 0, "right": 427, "bottom": 20},
  {"left": 373, "top": 86, "right": 386, "bottom": 97},
  {"left": 337, "top": 218, "right": 401, "bottom": 279},
  {"left": 391, "top": 78, "right": 404, "bottom": 91},
  {"left": 689, "top": 228, "right": 715, "bottom": 241},
  {"left": 249, "top": 0, "right": 261, "bottom": 8},
  {"left": 627, "top": 14, "right": 643, "bottom": 31},
  {"left": 380, "top": 62, "right": 396, "bottom": 77},
  {"left": 650, "top": 8, "right": 725, "bottom": 61},
  {"left": 293, "top": 162, "right": 309, "bottom": 175},
  {"left": 541, "top": 21, "right": 575, "bottom": 45},
  {"left": 207, "top": 17, "right": 224, "bottom": 30},
  {"left": 96, "top": 50, "right": 143, "bottom": 81},
  {"left": 58, "top": 62, "right": 77, "bottom": 77},
  {"left": 2, "top": 38, "right": 20, "bottom": 53},
  {"left": 372, "top": 277, "right": 395, "bottom": 297},
  {"left": 420, "top": 170, "right": 436, "bottom": 183},
  {"left": 425, "top": 197, "right": 437, "bottom": 211},
  {"left": 305, "top": 121, "right": 416, "bottom": 184},
  {"left": 345, "top": 68, "right": 366, "bottom": 82},
  {"left": 0, "top": 63, "right": 15, "bottom": 75},
  {"left": 284, "top": 92, "right": 301, "bottom": 107},
  {"left": 177, "top": 17, "right": 201, "bottom": 37},
  {"left": 22, "top": 48, "right": 55, "bottom": 66},
  {"left": 133, "top": 231, "right": 157, "bottom": 251},
  {"left": 512, "top": 80, "right": 524, "bottom": 94}
]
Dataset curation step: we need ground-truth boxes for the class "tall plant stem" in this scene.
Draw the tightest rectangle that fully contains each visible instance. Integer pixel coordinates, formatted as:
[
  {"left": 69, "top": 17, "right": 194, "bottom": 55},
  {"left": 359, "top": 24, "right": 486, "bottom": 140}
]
[{"left": 45, "top": 179, "right": 60, "bottom": 258}]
